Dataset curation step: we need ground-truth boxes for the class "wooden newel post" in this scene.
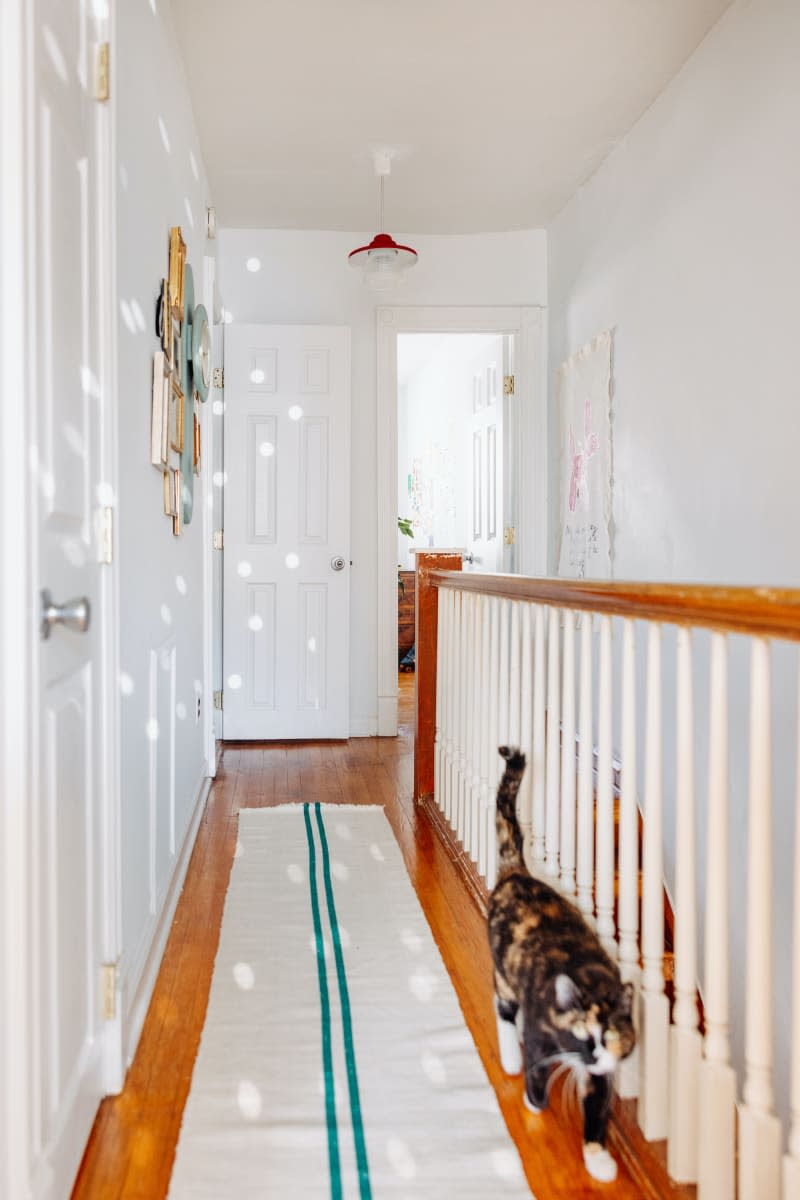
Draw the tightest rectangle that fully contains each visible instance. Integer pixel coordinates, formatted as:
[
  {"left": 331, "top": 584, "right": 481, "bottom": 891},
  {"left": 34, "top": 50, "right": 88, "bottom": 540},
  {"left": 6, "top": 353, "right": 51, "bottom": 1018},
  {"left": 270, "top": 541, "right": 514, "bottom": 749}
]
[{"left": 414, "top": 551, "right": 463, "bottom": 802}]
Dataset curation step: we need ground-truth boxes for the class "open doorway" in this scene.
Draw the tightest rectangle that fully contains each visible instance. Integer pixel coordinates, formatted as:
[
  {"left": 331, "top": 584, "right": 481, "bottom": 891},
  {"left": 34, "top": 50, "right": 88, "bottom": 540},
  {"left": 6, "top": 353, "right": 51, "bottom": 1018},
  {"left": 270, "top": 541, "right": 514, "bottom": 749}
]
[{"left": 395, "top": 331, "right": 517, "bottom": 676}]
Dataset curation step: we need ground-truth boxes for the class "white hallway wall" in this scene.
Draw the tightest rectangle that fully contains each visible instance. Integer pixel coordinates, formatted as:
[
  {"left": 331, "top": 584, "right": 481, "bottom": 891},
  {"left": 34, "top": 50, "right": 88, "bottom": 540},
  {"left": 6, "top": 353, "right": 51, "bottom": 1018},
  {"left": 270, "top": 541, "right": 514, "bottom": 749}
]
[
  {"left": 548, "top": 0, "right": 800, "bottom": 1126},
  {"left": 116, "top": 0, "right": 213, "bottom": 1060},
  {"left": 218, "top": 230, "right": 547, "bottom": 734}
]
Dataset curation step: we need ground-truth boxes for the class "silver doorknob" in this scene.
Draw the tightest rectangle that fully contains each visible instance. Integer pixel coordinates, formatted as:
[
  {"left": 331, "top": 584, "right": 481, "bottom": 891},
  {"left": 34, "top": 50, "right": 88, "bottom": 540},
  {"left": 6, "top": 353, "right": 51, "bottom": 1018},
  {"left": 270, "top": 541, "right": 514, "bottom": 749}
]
[
  {"left": 40, "top": 589, "right": 91, "bottom": 640},
  {"left": 330, "top": 556, "right": 346, "bottom": 572}
]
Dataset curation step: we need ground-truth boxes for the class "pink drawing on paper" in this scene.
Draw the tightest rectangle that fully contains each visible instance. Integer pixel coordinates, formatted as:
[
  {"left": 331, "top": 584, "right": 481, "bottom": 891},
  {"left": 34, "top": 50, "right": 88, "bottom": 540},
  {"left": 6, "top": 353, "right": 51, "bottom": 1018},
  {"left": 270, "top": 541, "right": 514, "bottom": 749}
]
[{"left": 567, "top": 398, "right": 600, "bottom": 513}]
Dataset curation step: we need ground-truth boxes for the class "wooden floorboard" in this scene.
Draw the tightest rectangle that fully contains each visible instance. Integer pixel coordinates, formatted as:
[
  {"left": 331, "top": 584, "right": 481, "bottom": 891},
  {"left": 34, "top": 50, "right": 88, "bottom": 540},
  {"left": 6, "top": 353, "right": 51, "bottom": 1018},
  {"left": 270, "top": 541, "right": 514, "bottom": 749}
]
[{"left": 72, "top": 675, "right": 647, "bottom": 1200}]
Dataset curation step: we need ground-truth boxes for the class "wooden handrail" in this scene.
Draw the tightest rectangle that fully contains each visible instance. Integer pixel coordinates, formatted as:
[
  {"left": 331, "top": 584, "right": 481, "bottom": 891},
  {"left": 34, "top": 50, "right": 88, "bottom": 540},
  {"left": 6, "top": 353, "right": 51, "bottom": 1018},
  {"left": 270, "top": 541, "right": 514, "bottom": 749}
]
[{"left": 427, "top": 571, "right": 800, "bottom": 642}]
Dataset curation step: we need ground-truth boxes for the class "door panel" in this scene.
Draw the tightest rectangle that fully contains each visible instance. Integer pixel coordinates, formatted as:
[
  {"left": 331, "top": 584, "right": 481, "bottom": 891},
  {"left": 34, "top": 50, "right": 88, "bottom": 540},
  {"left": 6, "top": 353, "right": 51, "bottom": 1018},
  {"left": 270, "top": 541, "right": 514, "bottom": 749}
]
[
  {"left": 467, "top": 336, "right": 505, "bottom": 572},
  {"left": 223, "top": 325, "right": 351, "bottom": 739}
]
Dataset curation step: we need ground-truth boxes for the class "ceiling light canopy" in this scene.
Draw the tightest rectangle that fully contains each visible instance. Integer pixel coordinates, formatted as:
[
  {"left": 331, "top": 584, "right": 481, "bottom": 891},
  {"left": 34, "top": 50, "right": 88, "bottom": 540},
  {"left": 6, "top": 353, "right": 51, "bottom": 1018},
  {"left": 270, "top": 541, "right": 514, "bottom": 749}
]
[{"left": 348, "top": 153, "right": 418, "bottom": 291}]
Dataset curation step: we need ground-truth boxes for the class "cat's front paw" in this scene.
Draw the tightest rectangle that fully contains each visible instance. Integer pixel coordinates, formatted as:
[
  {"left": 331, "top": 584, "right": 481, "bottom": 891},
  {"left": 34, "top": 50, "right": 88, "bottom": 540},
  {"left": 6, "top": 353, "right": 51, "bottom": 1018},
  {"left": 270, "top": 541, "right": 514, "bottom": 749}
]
[
  {"left": 583, "top": 1143, "right": 617, "bottom": 1183},
  {"left": 495, "top": 1011, "right": 522, "bottom": 1075}
]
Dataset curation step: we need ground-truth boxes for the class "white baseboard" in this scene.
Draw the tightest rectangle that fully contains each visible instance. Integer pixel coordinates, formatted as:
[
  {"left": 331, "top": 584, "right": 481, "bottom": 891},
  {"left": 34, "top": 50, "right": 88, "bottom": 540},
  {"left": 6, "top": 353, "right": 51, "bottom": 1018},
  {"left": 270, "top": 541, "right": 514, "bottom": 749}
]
[
  {"left": 119, "top": 772, "right": 210, "bottom": 1073},
  {"left": 349, "top": 717, "right": 378, "bottom": 738}
]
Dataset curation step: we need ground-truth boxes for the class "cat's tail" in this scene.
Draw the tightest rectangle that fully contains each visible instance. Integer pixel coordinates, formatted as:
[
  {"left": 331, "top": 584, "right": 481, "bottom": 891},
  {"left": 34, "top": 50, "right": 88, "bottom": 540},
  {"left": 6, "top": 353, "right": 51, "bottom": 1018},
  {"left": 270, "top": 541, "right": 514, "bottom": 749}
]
[{"left": 495, "top": 746, "right": 527, "bottom": 874}]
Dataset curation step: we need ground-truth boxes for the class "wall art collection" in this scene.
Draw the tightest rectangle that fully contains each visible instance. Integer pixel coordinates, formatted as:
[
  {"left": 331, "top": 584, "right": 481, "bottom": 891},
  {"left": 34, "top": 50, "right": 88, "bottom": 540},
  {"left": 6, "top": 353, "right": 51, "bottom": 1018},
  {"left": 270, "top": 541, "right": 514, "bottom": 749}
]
[{"left": 151, "top": 225, "right": 211, "bottom": 534}]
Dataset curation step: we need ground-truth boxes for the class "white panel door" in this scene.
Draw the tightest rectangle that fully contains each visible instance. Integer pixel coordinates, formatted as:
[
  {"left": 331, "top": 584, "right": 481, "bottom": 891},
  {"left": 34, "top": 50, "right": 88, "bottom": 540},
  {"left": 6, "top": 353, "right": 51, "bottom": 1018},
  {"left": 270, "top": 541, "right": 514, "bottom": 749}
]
[
  {"left": 223, "top": 326, "right": 351, "bottom": 739},
  {"left": 467, "top": 336, "right": 505, "bottom": 572},
  {"left": 27, "top": 2, "right": 108, "bottom": 1195}
]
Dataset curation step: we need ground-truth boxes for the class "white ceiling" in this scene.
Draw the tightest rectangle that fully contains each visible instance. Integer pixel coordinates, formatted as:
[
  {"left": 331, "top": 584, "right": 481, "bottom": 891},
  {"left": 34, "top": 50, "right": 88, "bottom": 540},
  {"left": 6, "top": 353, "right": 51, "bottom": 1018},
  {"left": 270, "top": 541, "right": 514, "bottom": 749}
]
[{"left": 172, "top": 0, "right": 732, "bottom": 234}]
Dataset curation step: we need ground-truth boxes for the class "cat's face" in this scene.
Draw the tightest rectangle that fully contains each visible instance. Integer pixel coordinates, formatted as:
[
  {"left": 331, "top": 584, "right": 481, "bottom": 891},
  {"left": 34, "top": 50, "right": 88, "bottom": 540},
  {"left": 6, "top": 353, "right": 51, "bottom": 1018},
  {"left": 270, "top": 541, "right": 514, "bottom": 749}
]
[{"left": 549, "top": 974, "right": 635, "bottom": 1076}]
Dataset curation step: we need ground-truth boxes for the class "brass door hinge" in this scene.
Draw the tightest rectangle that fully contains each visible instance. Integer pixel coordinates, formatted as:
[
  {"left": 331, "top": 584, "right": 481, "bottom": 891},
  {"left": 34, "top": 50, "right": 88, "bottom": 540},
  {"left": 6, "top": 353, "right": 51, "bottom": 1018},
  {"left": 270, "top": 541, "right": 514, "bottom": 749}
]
[
  {"left": 213, "top": 367, "right": 224, "bottom": 389},
  {"left": 503, "top": 374, "right": 515, "bottom": 396},
  {"left": 503, "top": 526, "right": 516, "bottom": 546},
  {"left": 95, "top": 43, "right": 110, "bottom": 102},
  {"left": 101, "top": 962, "right": 117, "bottom": 1020},
  {"left": 213, "top": 690, "right": 223, "bottom": 711},
  {"left": 213, "top": 529, "right": 224, "bottom": 550}
]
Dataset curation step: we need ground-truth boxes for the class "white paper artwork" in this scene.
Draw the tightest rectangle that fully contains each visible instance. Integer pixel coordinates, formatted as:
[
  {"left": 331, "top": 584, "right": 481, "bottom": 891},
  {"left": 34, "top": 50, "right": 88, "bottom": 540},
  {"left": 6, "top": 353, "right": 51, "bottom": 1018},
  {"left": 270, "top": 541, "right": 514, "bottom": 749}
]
[{"left": 557, "top": 330, "right": 612, "bottom": 579}]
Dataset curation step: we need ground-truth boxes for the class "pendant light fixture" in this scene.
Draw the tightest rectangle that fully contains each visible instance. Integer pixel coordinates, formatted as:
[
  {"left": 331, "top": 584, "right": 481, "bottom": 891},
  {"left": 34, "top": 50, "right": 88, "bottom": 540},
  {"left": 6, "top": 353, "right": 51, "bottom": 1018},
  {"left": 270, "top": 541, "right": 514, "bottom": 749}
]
[{"left": 348, "top": 152, "right": 418, "bottom": 290}]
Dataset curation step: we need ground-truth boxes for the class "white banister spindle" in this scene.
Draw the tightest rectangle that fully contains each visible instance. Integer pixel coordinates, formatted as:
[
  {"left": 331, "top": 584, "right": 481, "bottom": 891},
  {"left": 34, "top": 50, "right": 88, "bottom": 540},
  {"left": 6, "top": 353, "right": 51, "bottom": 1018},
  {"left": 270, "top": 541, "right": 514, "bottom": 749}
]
[
  {"left": 531, "top": 605, "right": 547, "bottom": 870},
  {"left": 697, "top": 632, "right": 735, "bottom": 1200},
  {"left": 784, "top": 654, "right": 800, "bottom": 1198},
  {"left": 559, "top": 609, "right": 577, "bottom": 897},
  {"left": 638, "top": 623, "right": 669, "bottom": 1139},
  {"left": 478, "top": 594, "right": 492, "bottom": 878},
  {"left": 499, "top": 597, "right": 511, "bottom": 750},
  {"left": 596, "top": 615, "right": 616, "bottom": 954},
  {"left": 738, "top": 637, "right": 781, "bottom": 1200},
  {"left": 618, "top": 618, "right": 640, "bottom": 1099},
  {"left": 468, "top": 595, "right": 483, "bottom": 864},
  {"left": 668, "top": 627, "right": 701, "bottom": 1183},
  {"left": 486, "top": 596, "right": 502, "bottom": 887},
  {"left": 576, "top": 614, "right": 594, "bottom": 919},
  {"left": 448, "top": 589, "right": 462, "bottom": 828},
  {"left": 545, "top": 607, "right": 561, "bottom": 879},
  {"left": 518, "top": 603, "right": 534, "bottom": 858},
  {"left": 458, "top": 592, "right": 473, "bottom": 849},
  {"left": 434, "top": 587, "right": 444, "bottom": 810},
  {"left": 442, "top": 589, "right": 455, "bottom": 823},
  {"left": 509, "top": 600, "right": 521, "bottom": 752}
]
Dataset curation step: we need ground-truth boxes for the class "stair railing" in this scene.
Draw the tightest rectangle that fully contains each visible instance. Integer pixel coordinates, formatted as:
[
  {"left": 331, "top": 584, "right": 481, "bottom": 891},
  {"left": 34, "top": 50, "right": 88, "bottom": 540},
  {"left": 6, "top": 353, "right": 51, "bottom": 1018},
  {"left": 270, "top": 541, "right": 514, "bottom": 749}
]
[{"left": 413, "top": 551, "right": 800, "bottom": 1200}]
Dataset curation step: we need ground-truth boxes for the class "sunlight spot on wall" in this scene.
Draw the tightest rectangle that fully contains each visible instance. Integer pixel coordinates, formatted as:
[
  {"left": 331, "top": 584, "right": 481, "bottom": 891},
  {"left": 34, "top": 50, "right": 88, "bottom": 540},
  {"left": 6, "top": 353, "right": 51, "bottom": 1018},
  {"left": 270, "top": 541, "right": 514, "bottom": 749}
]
[
  {"left": 39, "top": 469, "right": 55, "bottom": 501},
  {"left": 233, "top": 962, "right": 255, "bottom": 990},
  {"left": 96, "top": 482, "right": 115, "bottom": 506},
  {"left": 42, "top": 27, "right": 69, "bottom": 84},
  {"left": 90, "top": 0, "right": 109, "bottom": 19},
  {"left": 130, "top": 298, "right": 147, "bottom": 333},
  {"left": 421, "top": 1052, "right": 447, "bottom": 1086},
  {"left": 386, "top": 1137, "right": 417, "bottom": 1181},
  {"left": 213, "top": 470, "right": 228, "bottom": 488},
  {"left": 237, "top": 1080, "right": 262, "bottom": 1121},
  {"left": 81, "top": 365, "right": 101, "bottom": 399},
  {"left": 206, "top": 493, "right": 214, "bottom": 509},
  {"left": 246, "top": 257, "right": 261, "bottom": 273},
  {"left": 338, "top": 926, "right": 351, "bottom": 949},
  {"left": 370, "top": 843, "right": 386, "bottom": 863},
  {"left": 160, "top": 604, "right": 172, "bottom": 625},
  {"left": 176, "top": 702, "right": 186, "bottom": 721},
  {"left": 189, "top": 150, "right": 200, "bottom": 181},
  {"left": 307, "top": 636, "right": 316, "bottom": 652},
  {"left": 63, "top": 423, "right": 84, "bottom": 456},
  {"left": 212, "top": 399, "right": 225, "bottom": 416},
  {"left": 61, "top": 538, "right": 86, "bottom": 567},
  {"left": 145, "top": 719, "right": 159, "bottom": 741},
  {"left": 259, "top": 441, "right": 275, "bottom": 458},
  {"left": 249, "top": 368, "right": 265, "bottom": 384},
  {"left": 227, "top": 674, "right": 243, "bottom": 690},
  {"left": 175, "top": 574, "right": 187, "bottom": 595},
  {"left": 409, "top": 969, "right": 437, "bottom": 1003},
  {"left": 285, "top": 553, "right": 300, "bottom": 569},
  {"left": 288, "top": 405, "right": 303, "bottom": 421},
  {"left": 184, "top": 197, "right": 195, "bottom": 229},
  {"left": 148, "top": 0, "right": 157, "bottom": 12},
  {"left": 331, "top": 861, "right": 349, "bottom": 882},
  {"left": 119, "top": 672, "right": 134, "bottom": 696},
  {"left": 490, "top": 1148, "right": 524, "bottom": 1182},
  {"left": 248, "top": 614, "right": 264, "bottom": 632},
  {"left": 158, "top": 116, "right": 171, "bottom": 154},
  {"left": 237, "top": 561, "right": 253, "bottom": 578},
  {"left": 222, "top": 309, "right": 234, "bottom": 325},
  {"left": 193, "top": 679, "right": 202, "bottom": 695},
  {"left": 400, "top": 928, "right": 422, "bottom": 954},
  {"left": 120, "top": 300, "right": 137, "bottom": 334},
  {"left": 286, "top": 864, "right": 305, "bottom": 884},
  {"left": 119, "top": 164, "right": 129, "bottom": 191}
]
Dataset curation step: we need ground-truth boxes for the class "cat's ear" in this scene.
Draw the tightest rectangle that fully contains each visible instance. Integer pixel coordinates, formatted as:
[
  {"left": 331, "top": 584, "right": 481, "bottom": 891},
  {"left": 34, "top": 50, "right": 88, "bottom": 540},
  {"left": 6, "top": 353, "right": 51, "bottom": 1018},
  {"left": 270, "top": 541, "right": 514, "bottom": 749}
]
[
  {"left": 554, "top": 974, "right": 580, "bottom": 1011},
  {"left": 619, "top": 981, "right": 634, "bottom": 1015}
]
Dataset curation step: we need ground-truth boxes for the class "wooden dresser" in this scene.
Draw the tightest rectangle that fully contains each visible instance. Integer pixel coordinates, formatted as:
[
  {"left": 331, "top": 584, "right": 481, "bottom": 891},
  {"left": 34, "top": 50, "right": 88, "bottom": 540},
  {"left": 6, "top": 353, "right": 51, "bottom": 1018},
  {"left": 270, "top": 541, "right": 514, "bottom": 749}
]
[{"left": 398, "top": 570, "right": 415, "bottom": 664}]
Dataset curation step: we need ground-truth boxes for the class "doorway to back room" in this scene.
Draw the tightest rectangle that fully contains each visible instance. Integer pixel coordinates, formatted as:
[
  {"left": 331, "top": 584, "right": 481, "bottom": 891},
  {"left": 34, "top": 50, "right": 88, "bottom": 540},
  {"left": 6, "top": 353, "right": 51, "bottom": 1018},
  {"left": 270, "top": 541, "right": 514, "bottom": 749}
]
[{"left": 396, "top": 332, "right": 517, "bottom": 674}]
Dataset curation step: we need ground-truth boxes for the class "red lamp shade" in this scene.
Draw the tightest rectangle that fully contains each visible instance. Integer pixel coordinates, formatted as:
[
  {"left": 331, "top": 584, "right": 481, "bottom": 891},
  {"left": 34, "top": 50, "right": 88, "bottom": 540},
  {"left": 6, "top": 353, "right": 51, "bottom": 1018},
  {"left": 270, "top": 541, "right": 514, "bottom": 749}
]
[{"left": 347, "top": 232, "right": 418, "bottom": 291}]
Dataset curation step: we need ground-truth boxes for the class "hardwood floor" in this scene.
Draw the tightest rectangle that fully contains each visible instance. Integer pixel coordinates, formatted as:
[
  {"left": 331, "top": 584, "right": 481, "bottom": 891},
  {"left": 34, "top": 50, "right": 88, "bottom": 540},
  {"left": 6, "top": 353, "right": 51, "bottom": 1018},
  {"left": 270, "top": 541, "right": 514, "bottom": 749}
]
[{"left": 72, "top": 676, "right": 645, "bottom": 1199}]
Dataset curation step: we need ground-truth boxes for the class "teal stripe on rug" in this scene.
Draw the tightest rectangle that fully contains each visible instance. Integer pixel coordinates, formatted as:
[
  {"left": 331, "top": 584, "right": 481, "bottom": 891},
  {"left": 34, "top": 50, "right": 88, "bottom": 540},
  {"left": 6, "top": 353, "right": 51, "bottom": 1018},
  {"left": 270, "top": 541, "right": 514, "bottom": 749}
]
[
  {"left": 303, "top": 803, "right": 342, "bottom": 1200},
  {"left": 315, "top": 804, "right": 373, "bottom": 1200}
]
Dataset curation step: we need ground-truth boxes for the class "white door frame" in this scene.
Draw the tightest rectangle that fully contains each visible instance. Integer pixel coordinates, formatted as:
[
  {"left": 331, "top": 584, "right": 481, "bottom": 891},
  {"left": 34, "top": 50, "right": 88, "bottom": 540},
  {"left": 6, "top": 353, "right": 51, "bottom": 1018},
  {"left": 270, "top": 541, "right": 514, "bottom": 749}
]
[
  {"left": 201, "top": 256, "right": 217, "bottom": 776},
  {"left": 0, "top": 1, "right": 122, "bottom": 1193},
  {"left": 376, "top": 305, "right": 546, "bottom": 736}
]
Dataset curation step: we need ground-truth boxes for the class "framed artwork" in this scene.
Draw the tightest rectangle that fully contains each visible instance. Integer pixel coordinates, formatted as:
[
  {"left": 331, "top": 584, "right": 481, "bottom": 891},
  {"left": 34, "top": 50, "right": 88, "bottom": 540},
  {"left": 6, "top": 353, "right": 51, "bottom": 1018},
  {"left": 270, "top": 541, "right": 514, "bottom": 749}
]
[
  {"left": 169, "top": 377, "right": 185, "bottom": 454},
  {"left": 172, "top": 469, "right": 183, "bottom": 535},
  {"left": 193, "top": 408, "right": 201, "bottom": 475},
  {"left": 170, "top": 314, "right": 182, "bottom": 378},
  {"left": 168, "top": 226, "right": 186, "bottom": 320},
  {"left": 163, "top": 469, "right": 172, "bottom": 515},
  {"left": 155, "top": 277, "right": 170, "bottom": 353},
  {"left": 150, "top": 351, "right": 168, "bottom": 467}
]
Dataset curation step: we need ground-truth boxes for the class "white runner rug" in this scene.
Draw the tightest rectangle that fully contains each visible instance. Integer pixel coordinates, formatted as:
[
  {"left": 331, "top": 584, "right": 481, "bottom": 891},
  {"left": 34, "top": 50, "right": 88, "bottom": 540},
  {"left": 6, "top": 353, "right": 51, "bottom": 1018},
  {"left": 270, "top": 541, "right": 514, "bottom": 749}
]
[{"left": 168, "top": 804, "right": 533, "bottom": 1199}]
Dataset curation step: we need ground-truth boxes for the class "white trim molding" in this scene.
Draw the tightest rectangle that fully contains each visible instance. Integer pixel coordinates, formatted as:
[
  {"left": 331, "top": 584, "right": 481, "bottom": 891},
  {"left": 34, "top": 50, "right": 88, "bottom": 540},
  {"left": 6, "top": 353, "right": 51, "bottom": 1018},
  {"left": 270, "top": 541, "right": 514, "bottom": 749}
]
[{"left": 376, "top": 305, "right": 547, "bottom": 736}]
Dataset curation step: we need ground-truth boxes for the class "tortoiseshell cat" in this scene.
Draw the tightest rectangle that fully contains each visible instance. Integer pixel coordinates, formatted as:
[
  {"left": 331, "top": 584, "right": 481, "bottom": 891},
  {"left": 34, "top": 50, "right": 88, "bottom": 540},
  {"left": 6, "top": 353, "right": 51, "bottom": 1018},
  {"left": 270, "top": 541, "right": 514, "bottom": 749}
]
[{"left": 488, "top": 747, "right": 635, "bottom": 1184}]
